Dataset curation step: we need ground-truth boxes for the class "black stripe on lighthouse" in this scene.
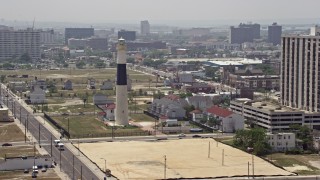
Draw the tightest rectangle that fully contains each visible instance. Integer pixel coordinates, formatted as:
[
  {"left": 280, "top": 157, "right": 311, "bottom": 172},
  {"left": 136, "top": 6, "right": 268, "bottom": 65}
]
[{"left": 117, "top": 64, "right": 127, "bottom": 85}]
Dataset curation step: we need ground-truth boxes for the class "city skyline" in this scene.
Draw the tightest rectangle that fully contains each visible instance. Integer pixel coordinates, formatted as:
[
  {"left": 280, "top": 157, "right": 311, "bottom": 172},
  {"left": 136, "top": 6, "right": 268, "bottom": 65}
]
[{"left": 1, "top": 0, "right": 320, "bottom": 27}]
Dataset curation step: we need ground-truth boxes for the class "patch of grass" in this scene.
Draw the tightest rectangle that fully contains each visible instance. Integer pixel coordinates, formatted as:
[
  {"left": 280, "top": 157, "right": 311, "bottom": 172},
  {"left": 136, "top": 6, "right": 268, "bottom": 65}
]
[
  {"left": 52, "top": 115, "right": 146, "bottom": 138},
  {"left": 47, "top": 104, "right": 102, "bottom": 113},
  {"left": 264, "top": 153, "right": 320, "bottom": 175},
  {"left": 130, "top": 114, "right": 157, "bottom": 122},
  {"left": 53, "top": 115, "right": 107, "bottom": 137},
  {"left": 0, "top": 123, "right": 26, "bottom": 142}
]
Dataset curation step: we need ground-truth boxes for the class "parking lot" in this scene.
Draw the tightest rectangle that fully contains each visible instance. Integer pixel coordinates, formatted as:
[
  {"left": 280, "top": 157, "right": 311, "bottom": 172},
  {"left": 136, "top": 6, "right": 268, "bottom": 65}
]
[{"left": 80, "top": 138, "right": 293, "bottom": 179}]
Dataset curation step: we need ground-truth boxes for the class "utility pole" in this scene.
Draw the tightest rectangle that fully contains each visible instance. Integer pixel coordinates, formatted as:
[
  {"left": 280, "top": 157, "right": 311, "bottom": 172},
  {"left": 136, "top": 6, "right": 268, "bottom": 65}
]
[
  {"left": 208, "top": 141, "right": 211, "bottom": 158},
  {"left": 164, "top": 155, "right": 167, "bottom": 180},
  {"left": 50, "top": 135, "right": 52, "bottom": 156},
  {"left": 68, "top": 118, "right": 70, "bottom": 140},
  {"left": 19, "top": 106, "right": 22, "bottom": 124},
  {"left": 73, "top": 155, "right": 75, "bottom": 180},
  {"left": 248, "top": 161, "right": 250, "bottom": 179},
  {"left": 80, "top": 165, "right": 82, "bottom": 180},
  {"left": 60, "top": 149, "right": 62, "bottom": 171},
  {"left": 24, "top": 117, "right": 27, "bottom": 143},
  {"left": 222, "top": 149, "right": 224, "bottom": 166},
  {"left": 26, "top": 114, "right": 29, "bottom": 132},
  {"left": 252, "top": 154, "right": 254, "bottom": 178},
  {"left": 33, "top": 142, "right": 36, "bottom": 167},
  {"left": 38, "top": 123, "right": 41, "bottom": 146}
]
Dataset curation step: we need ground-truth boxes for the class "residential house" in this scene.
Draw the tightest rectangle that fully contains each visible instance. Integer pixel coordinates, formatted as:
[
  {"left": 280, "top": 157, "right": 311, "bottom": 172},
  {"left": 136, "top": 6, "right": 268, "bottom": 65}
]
[
  {"left": 105, "top": 103, "right": 115, "bottom": 120},
  {"left": 186, "top": 96, "right": 213, "bottom": 111},
  {"left": 29, "top": 88, "right": 47, "bottom": 104},
  {"left": 93, "top": 93, "right": 113, "bottom": 105},
  {"left": 100, "top": 80, "right": 113, "bottom": 90},
  {"left": 8, "top": 81, "right": 26, "bottom": 92},
  {"left": 267, "top": 133, "right": 296, "bottom": 152},
  {"left": 148, "top": 95, "right": 188, "bottom": 120},
  {"left": 31, "top": 79, "right": 47, "bottom": 91},
  {"left": 64, "top": 80, "right": 73, "bottom": 90},
  {"left": 87, "top": 78, "right": 96, "bottom": 89},
  {"left": 190, "top": 109, "right": 203, "bottom": 122},
  {"left": 205, "top": 105, "right": 244, "bottom": 133}
]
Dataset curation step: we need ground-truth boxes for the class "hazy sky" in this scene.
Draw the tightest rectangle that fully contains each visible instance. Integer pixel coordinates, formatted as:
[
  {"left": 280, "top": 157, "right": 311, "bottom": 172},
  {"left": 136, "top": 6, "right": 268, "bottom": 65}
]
[{"left": 1, "top": 0, "right": 320, "bottom": 25}]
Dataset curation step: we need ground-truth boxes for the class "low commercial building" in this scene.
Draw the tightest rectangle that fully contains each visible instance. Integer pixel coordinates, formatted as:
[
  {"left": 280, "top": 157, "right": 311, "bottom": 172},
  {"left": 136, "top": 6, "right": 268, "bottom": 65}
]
[
  {"left": 230, "top": 98, "right": 320, "bottom": 132},
  {"left": 267, "top": 133, "right": 296, "bottom": 152}
]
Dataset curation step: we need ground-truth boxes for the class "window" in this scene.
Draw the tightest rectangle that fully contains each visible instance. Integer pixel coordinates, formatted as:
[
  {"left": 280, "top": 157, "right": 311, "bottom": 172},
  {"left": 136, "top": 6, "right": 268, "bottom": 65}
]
[{"left": 288, "top": 135, "right": 290, "bottom": 139}]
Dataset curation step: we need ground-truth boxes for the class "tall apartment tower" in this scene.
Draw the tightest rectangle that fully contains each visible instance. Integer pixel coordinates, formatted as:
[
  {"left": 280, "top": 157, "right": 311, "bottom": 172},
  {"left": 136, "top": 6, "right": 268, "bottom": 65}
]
[
  {"left": 0, "top": 27, "right": 40, "bottom": 60},
  {"left": 268, "top": 23, "right": 282, "bottom": 45},
  {"left": 229, "top": 23, "right": 260, "bottom": 44},
  {"left": 281, "top": 31, "right": 320, "bottom": 112},
  {"left": 65, "top": 28, "right": 94, "bottom": 45},
  {"left": 140, "top": 20, "right": 150, "bottom": 36}
]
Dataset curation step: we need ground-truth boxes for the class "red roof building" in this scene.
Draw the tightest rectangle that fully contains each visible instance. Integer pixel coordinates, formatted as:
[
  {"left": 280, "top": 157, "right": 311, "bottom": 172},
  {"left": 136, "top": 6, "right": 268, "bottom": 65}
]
[{"left": 206, "top": 105, "right": 233, "bottom": 118}]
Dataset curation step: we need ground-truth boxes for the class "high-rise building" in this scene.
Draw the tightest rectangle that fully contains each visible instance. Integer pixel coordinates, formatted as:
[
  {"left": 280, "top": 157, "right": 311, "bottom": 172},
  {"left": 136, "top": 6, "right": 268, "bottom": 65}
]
[
  {"left": 118, "top": 30, "right": 136, "bottom": 41},
  {"left": 281, "top": 31, "right": 320, "bottom": 112},
  {"left": 40, "top": 29, "right": 55, "bottom": 45},
  {"left": 65, "top": 28, "right": 94, "bottom": 45},
  {"left": 140, "top": 20, "right": 150, "bottom": 36},
  {"left": 0, "top": 27, "right": 40, "bottom": 60},
  {"left": 268, "top": 23, "right": 282, "bottom": 45},
  {"left": 229, "top": 23, "right": 260, "bottom": 44}
]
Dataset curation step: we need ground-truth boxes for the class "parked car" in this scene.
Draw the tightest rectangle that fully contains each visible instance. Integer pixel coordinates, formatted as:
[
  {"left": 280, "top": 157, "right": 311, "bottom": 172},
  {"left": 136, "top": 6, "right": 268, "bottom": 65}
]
[
  {"left": 24, "top": 169, "right": 29, "bottom": 173},
  {"left": 41, "top": 168, "right": 47, "bottom": 172},
  {"left": 2, "top": 143, "right": 12, "bottom": 147},
  {"left": 32, "top": 172, "right": 37, "bottom": 178},
  {"left": 177, "top": 133, "right": 186, "bottom": 138},
  {"left": 192, "top": 135, "right": 201, "bottom": 138}
]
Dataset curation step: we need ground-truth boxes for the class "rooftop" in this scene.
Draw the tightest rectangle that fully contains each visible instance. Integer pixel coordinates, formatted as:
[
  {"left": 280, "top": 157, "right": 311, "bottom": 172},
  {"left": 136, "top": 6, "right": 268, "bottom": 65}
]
[{"left": 206, "top": 105, "right": 233, "bottom": 118}]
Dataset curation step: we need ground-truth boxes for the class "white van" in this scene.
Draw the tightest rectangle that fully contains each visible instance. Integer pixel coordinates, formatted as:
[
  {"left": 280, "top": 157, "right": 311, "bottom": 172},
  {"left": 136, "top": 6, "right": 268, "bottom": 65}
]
[
  {"left": 57, "top": 143, "right": 64, "bottom": 151},
  {"left": 54, "top": 140, "right": 60, "bottom": 147},
  {"left": 32, "top": 166, "right": 38, "bottom": 173}
]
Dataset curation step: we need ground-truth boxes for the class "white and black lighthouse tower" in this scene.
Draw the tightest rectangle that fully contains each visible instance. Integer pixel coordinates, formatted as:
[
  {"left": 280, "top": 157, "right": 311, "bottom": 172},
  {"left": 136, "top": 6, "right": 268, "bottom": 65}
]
[{"left": 115, "top": 38, "right": 129, "bottom": 125}]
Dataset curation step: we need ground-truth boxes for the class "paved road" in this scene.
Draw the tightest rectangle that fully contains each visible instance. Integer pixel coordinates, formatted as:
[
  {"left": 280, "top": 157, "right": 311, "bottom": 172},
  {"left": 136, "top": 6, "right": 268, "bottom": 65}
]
[{"left": 1, "top": 86, "right": 102, "bottom": 180}]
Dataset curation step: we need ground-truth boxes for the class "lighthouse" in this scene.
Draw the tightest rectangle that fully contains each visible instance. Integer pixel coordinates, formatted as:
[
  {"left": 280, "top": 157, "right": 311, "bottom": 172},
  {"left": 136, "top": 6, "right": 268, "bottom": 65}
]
[{"left": 115, "top": 38, "right": 129, "bottom": 125}]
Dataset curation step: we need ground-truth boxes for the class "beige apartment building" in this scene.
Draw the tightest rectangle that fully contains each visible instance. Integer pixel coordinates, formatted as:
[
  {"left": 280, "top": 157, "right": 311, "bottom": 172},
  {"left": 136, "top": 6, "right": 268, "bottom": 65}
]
[{"left": 281, "top": 32, "right": 320, "bottom": 112}]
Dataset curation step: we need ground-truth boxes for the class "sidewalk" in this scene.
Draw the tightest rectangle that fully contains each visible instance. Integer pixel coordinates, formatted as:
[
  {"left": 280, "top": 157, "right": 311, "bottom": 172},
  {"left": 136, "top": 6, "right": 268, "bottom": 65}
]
[{"left": 9, "top": 110, "right": 67, "bottom": 180}]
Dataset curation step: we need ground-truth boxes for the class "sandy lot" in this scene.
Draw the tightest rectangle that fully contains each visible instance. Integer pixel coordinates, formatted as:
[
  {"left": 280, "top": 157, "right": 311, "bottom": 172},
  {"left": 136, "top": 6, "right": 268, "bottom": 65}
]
[{"left": 80, "top": 139, "right": 293, "bottom": 179}]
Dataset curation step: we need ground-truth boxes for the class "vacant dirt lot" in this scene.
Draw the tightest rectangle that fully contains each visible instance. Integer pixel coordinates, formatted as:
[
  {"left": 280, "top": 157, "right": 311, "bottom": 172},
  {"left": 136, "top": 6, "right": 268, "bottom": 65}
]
[{"left": 80, "top": 139, "right": 293, "bottom": 179}]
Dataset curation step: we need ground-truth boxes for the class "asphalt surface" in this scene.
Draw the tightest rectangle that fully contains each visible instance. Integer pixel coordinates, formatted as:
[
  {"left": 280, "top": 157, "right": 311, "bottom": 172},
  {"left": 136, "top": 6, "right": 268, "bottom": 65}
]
[{"left": 1, "top": 86, "right": 101, "bottom": 180}]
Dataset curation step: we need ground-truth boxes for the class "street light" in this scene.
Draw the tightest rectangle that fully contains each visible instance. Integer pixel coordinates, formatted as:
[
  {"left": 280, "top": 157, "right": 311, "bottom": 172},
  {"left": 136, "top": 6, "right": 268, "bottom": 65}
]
[{"left": 100, "top": 158, "right": 107, "bottom": 180}]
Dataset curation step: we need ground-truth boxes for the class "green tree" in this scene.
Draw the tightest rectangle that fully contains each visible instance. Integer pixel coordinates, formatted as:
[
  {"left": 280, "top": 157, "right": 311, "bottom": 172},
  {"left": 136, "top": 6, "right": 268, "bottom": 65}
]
[
  {"left": 95, "top": 61, "right": 106, "bottom": 68},
  {"left": 76, "top": 61, "right": 86, "bottom": 69},
  {"left": 207, "top": 116, "right": 221, "bottom": 127},
  {"left": 0, "top": 75, "right": 6, "bottom": 83},
  {"left": 127, "top": 57, "right": 135, "bottom": 64},
  {"left": 289, "top": 124, "right": 313, "bottom": 151},
  {"left": 233, "top": 128, "right": 271, "bottom": 156},
  {"left": 19, "top": 53, "right": 31, "bottom": 63}
]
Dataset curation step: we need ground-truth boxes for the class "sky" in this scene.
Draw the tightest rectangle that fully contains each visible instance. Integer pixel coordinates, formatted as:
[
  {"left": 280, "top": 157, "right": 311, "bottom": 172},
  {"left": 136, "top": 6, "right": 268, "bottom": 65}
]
[{"left": 1, "top": 0, "right": 320, "bottom": 26}]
